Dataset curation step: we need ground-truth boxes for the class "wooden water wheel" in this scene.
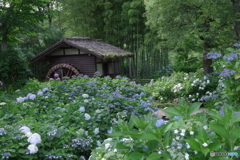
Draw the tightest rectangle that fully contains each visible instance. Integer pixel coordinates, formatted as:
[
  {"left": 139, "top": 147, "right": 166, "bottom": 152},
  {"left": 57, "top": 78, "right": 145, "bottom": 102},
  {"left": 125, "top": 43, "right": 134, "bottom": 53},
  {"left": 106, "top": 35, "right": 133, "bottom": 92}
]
[{"left": 45, "top": 63, "right": 80, "bottom": 81}]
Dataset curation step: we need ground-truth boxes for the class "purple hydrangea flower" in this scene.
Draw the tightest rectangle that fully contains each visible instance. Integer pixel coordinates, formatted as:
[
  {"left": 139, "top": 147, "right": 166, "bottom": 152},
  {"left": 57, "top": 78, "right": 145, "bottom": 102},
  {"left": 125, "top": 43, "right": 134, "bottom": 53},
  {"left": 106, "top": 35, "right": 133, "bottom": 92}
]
[
  {"left": 206, "top": 52, "right": 222, "bottom": 59},
  {"left": 233, "top": 43, "right": 240, "bottom": 47},
  {"left": 223, "top": 53, "right": 238, "bottom": 61},
  {"left": 16, "top": 97, "right": 27, "bottom": 103},
  {"left": 220, "top": 69, "right": 237, "bottom": 77},
  {"left": 54, "top": 73, "right": 59, "bottom": 78}
]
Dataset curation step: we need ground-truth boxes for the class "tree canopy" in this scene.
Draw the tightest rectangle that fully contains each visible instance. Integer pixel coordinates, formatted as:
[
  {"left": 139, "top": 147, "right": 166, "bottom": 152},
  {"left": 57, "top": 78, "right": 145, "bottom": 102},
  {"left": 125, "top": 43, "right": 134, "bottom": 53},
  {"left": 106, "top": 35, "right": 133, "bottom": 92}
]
[
  {"left": 144, "top": 0, "right": 240, "bottom": 74},
  {"left": 0, "top": 0, "right": 50, "bottom": 51}
]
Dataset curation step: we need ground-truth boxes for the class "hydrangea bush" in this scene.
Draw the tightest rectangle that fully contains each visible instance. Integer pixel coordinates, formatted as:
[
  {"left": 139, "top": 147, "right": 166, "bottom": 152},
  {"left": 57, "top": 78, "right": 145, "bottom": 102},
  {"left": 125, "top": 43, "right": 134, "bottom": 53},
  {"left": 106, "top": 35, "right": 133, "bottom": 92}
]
[
  {"left": 145, "top": 70, "right": 219, "bottom": 104},
  {"left": 0, "top": 75, "right": 153, "bottom": 159},
  {"left": 90, "top": 99, "right": 240, "bottom": 160}
]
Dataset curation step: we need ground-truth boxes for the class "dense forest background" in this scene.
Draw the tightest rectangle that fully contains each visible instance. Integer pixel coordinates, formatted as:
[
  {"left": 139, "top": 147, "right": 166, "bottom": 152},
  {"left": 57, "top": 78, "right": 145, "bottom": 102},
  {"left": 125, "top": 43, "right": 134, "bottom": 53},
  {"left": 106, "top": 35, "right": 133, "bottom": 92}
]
[{"left": 0, "top": 0, "right": 240, "bottom": 91}]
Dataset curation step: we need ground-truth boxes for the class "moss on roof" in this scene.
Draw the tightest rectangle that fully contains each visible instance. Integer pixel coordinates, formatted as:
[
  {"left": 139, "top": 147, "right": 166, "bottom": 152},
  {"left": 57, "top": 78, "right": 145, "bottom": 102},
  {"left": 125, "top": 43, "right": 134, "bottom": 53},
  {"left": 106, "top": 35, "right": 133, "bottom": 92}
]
[{"left": 31, "top": 37, "right": 133, "bottom": 62}]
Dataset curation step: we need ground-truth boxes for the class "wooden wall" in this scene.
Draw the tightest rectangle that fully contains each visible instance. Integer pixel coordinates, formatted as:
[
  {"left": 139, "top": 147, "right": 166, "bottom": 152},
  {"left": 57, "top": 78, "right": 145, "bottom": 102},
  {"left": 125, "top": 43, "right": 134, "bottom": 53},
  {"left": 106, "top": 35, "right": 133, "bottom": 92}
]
[{"left": 49, "top": 54, "right": 96, "bottom": 77}]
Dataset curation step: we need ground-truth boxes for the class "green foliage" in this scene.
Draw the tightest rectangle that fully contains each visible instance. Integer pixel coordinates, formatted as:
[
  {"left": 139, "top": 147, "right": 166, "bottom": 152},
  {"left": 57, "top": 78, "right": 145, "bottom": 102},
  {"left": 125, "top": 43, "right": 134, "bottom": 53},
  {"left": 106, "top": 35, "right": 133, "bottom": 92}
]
[
  {"left": 0, "top": 0, "right": 50, "bottom": 44},
  {"left": 0, "top": 48, "right": 32, "bottom": 91},
  {"left": 144, "top": 0, "right": 236, "bottom": 74},
  {"left": 90, "top": 100, "right": 240, "bottom": 160}
]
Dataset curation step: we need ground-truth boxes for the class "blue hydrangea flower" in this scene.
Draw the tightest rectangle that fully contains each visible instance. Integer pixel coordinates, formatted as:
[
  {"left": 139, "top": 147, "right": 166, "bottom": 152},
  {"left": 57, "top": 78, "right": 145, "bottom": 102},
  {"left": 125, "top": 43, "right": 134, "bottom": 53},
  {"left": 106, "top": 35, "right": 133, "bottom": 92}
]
[
  {"left": 15, "top": 136, "right": 22, "bottom": 140},
  {"left": 104, "top": 75, "right": 111, "bottom": 78},
  {"left": 206, "top": 52, "right": 222, "bottom": 59},
  {"left": 37, "top": 91, "right": 43, "bottom": 96},
  {"left": 155, "top": 119, "right": 165, "bottom": 127},
  {"left": 223, "top": 53, "right": 238, "bottom": 61},
  {"left": 2, "top": 152, "right": 11, "bottom": 159},
  {"left": 233, "top": 43, "right": 240, "bottom": 47},
  {"left": 116, "top": 75, "right": 121, "bottom": 78},
  {"left": 174, "top": 116, "right": 181, "bottom": 119},
  {"left": 220, "top": 69, "right": 237, "bottom": 77},
  {"left": 42, "top": 87, "right": 49, "bottom": 92},
  {"left": 0, "top": 129, "right": 7, "bottom": 135}
]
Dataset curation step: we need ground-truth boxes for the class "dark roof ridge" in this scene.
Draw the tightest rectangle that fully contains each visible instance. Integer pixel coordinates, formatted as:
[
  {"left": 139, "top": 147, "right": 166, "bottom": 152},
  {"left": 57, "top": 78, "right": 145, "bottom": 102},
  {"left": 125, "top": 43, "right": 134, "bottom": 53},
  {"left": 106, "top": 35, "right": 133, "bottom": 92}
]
[{"left": 65, "top": 37, "right": 103, "bottom": 42}]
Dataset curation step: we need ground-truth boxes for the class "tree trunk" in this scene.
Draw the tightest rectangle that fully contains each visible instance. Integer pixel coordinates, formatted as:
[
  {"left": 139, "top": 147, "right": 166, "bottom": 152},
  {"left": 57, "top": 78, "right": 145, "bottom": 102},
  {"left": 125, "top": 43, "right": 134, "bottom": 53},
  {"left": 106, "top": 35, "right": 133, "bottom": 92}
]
[
  {"left": 1, "top": 33, "right": 8, "bottom": 91},
  {"left": 1, "top": 27, "right": 8, "bottom": 51},
  {"left": 202, "top": 42, "right": 213, "bottom": 75},
  {"left": 231, "top": 0, "right": 240, "bottom": 41}
]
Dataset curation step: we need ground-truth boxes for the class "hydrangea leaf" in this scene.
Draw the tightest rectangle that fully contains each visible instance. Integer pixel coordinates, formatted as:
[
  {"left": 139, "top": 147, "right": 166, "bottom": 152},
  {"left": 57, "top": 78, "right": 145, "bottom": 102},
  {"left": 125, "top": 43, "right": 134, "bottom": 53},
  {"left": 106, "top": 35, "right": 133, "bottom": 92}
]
[
  {"left": 209, "top": 124, "right": 229, "bottom": 138},
  {"left": 140, "top": 133, "right": 159, "bottom": 141},
  {"left": 207, "top": 142, "right": 222, "bottom": 151},
  {"left": 146, "top": 152, "right": 162, "bottom": 160},
  {"left": 185, "top": 139, "right": 201, "bottom": 151},
  {"left": 163, "top": 107, "right": 184, "bottom": 117},
  {"left": 229, "top": 129, "right": 240, "bottom": 139},
  {"left": 187, "top": 102, "right": 201, "bottom": 116},
  {"left": 127, "top": 152, "right": 144, "bottom": 160}
]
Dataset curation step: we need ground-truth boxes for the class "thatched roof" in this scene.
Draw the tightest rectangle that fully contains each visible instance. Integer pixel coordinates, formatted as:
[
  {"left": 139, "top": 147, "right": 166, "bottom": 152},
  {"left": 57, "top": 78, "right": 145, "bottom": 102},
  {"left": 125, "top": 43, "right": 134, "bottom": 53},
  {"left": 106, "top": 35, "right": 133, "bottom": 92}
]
[{"left": 31, "top": 37, "right": 132, "bottom": 62}]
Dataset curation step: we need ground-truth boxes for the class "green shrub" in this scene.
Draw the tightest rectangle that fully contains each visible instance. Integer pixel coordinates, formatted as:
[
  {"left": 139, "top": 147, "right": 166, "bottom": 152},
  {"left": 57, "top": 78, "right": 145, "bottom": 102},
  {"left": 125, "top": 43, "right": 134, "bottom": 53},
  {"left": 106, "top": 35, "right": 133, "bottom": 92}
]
[
  {"left": 145, "top": 69, "right": 219, "bottom": 105},
  {"left": 90, "top": 99, "right": 240, "bottom": 160}
]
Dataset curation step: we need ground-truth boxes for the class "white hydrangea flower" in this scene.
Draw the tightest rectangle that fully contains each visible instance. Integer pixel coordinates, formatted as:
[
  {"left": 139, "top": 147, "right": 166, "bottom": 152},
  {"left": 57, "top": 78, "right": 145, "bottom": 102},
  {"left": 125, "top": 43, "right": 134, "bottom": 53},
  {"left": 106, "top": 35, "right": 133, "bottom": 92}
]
[
  {"left": 0, "top": 102, "right": 6, "bottom": 105},
  {"left": 104, "top": 138, "right": 112, "bottom": 142},
  {"left": 190, "top": 131, "right": 194, "bottom": 135},
  {"left": 96, "top": 140, "right": 101, "bottom": 147},
  {"left": 194, "top": 150, "right": 198, "bottom": 154},
  {"left": 82, "top": 94, "right": 89, "bottom": 98},
  {"left": 27, "top": 133, "right": 41, "bottom": 144},
  {"left": 175, "top": 136, "right": 180, "bottom": 140},
  {"left": 79, "top": 106, "right": 85, "bottom": 112},
  {"left": 181, "top": 129, "right": 186, "bottom": 133},
  {"left": 84, "top": 113, "right": 91, "bottom": 120},
  {"left": 202, "top": 142, "right": 208, "bottom": 147},
  {"left": 25, "top": 132, "right": 33, "bottom": 137},
  {"left": 234, "top": 146, "right": 239, "bottom": 150},
  {"left": 174, "top": 130, "right": 179, "bottom": 134},
  {"left": 203, "top": 125, "right": 208, "bottom": 130},
  {"left": 186, "top": 143, "right": 190, "bottom": 148},
  {"left": 28, "top": 144, "right": 38, "bottom": 154},
  {"left": 94, "top": 128, "right": 99, "bottom": 135},
  {"left": 180, "top": 132, "right": 185, "bottom": 136},
  {"left": 107, "top": 127, "right": 112, "bottom": 134},
  {"left": 20, "top": 126, "right": 31, "bottom": 134},
  {"left": 84, "top": 99, "right": 89, "bottom": 103},
  {"left": 185, "top": 153, "right": 189, "bottom": 160},
  {"left": 105, "top": 143, "right": 111, "bottom": 150},
  {"left": 95, "top": 109, "right": 101, "bottom": 113}
]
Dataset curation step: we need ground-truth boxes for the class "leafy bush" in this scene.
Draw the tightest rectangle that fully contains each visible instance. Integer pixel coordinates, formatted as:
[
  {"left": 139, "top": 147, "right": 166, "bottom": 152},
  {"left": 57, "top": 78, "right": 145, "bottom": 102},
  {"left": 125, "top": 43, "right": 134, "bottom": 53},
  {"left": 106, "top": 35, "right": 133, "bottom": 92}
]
[
  {"left": 0, "top": 75, "right": 153, "bottom": 159},
  {"left": 145, "top": 70, "right": 219, "bottom": 104},
  {"left": 90, "top": 99, "right": 240, "bottom": 160},
  {"left": 0, "top": 48, "right": 32, "bottom": 92}
]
